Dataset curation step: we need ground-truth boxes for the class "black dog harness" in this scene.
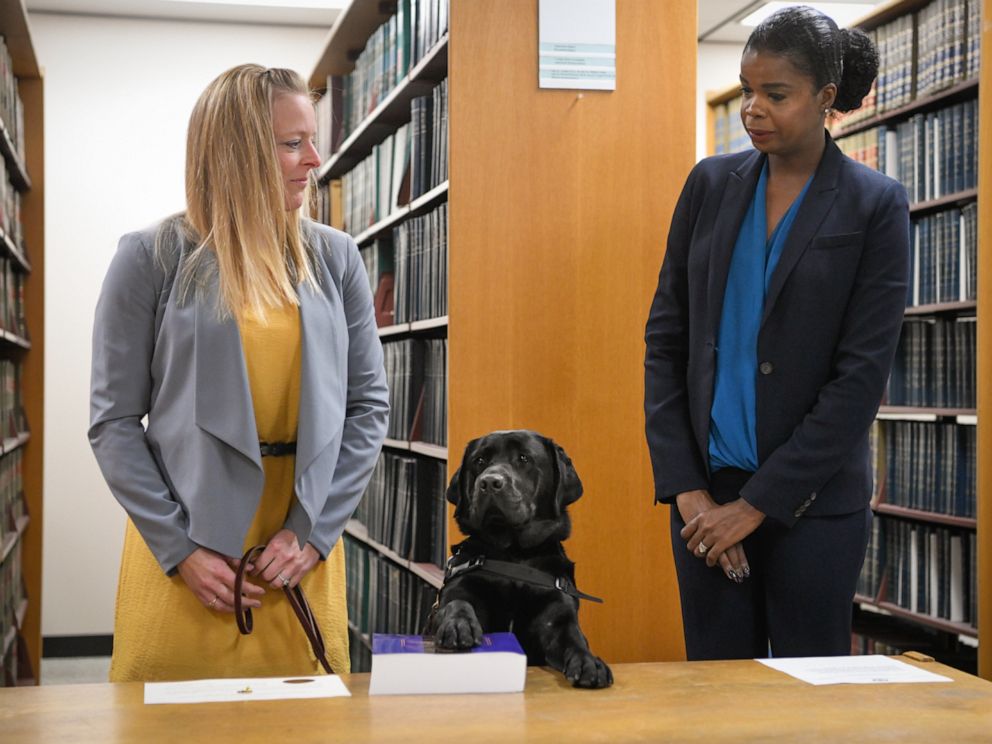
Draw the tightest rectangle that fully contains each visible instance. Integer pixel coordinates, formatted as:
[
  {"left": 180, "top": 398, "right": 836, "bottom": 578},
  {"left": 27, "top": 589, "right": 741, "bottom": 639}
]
[{"left": 444, "top": 549, "right": 604, "bottom": 604}]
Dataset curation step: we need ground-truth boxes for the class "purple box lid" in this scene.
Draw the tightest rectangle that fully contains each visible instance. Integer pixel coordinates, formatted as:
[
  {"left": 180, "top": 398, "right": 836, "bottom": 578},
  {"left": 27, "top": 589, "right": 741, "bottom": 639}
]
[{"left": 372, "top": 632, "right": 525, "bottom": 655}]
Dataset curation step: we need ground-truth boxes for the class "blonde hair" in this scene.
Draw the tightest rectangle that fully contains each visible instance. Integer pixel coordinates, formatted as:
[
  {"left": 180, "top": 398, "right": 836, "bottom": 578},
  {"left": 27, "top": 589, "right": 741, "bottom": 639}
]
[{"left": 180, "top": 63, "right": 318, "bottom": 317}]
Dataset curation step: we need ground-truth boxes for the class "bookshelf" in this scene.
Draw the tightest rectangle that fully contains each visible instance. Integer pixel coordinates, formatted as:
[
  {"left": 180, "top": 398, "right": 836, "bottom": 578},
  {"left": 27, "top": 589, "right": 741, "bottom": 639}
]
[
  {"left": 705, "top": 0, "right": 989, "bottom": 679},
  {"left": 311, "top": 0, "right": 695, "bottom": 668},
  {"left": 0, "top": 0, "right": 43, "bottom": 687}
]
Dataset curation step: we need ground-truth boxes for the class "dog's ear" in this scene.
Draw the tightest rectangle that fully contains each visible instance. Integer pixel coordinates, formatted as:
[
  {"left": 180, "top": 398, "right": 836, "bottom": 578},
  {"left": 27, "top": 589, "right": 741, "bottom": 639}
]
[
  {"left": 542, "top": 435, "right": 583, "bottom": 514},
  {"left": 446, "top": 437, "right": 480, "bottom": 518}
]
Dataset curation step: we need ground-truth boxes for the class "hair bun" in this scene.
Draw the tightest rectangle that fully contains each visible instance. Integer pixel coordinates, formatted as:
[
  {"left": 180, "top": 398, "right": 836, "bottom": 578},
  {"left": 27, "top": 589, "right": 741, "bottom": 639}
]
[{"left": 834, "top": 27, "right": 879, "bottom": 112}]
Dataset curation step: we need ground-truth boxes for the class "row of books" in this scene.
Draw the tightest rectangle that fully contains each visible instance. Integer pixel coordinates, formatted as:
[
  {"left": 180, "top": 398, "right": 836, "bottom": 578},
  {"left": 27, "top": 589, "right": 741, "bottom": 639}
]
[
  {"left": 336, "top": 76, "right": 449, "bottom": 235},
  {"left": 887, "top": 315, "right": 975, "bottom": 408},
  {"left": 915, "top": 0, "right": 981, "bottom": 97},
  {"left": 343, "top": 536, "right": 437, "bottom": 672},
  {"left": 418, "top": 338, "right": 446, "bottom": 448},
  {"left": 314, "top": 0, "right": 449, "bottom": 161},
  {"left": 0, "top": 360, "right": 24, "bottom": 440},
  {"left": 907, "top": 204, "right": 977, "bottom": 307},
  {"left": 850, "top": 633, "right": 903, "bottom": 656},
  {"left": 1, "top": 259, "right": 26, "bottom": 339},
  {"left": 864, "top": 0, "right": 980, "bottom": 117},
  {"left": 383, "top": 337, "right": 447, "bottom": 443},
  {"left": 711, "top": 97, "right": 749, "bottom": 156},
  {"left": 0, "top": 540, "right": 24, "bottom": 672},
  {"left": 409, "top": 78, "right": 448, "bottom": 200},
  {"left": 353, "top": 451, "right": 446, "bottom": 568},
  {"left": 340, "top": 122, "right": 411, "bottom": 234},
  {"left": 0, "top": 36, "right": 24, "bottom": 163},
  {"left": 871, "top": 420, "right": 975, "bottom": 518},
  {"left": 858, "top": 518, "right": 977, "bottom": 627},
  {"left": 361, "top": 237, "right": 396, "bottom": 327},
  {"left": 0, "top": 448, "right": 22, "bottom": 540},
  {"left": 393, "top": 201, "right": 447, "bottom": 324},
  {"left": 836, "top": 100, "right": 979, "bottom": 204},
  {"left": 0, "top": 158, "right": 21, "bottom": 249}
]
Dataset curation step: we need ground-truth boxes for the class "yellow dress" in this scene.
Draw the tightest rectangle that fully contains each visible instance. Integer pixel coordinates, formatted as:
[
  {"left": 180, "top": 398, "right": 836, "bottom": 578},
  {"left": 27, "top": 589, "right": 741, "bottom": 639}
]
[{"left": 109, "top": 304, "right": 350, "bottom": 681}]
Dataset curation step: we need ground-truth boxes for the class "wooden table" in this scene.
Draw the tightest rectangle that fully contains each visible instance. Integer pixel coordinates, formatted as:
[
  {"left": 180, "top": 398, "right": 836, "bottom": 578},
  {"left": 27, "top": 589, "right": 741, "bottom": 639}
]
[{"left": 2, "top": 658, "right": 991, "bottom": 742}]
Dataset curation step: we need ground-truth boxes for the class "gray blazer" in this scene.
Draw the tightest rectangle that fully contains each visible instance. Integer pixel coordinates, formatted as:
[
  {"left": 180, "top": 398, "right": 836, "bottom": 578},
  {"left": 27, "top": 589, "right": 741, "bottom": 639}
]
[{"left": 89, "top": 219, "right": 389, "bottom": 574}]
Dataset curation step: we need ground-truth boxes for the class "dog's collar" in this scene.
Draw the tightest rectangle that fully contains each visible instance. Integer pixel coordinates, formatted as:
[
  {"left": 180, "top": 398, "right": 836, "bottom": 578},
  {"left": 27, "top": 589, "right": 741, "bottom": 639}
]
[{"left": 444, "top": 551, "right": 604, "bottom": 604}]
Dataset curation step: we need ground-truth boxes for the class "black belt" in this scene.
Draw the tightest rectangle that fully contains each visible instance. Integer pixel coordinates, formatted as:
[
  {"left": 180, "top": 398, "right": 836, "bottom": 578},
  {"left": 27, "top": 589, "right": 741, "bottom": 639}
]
[{"left": 259, "top": 441, "right": 297, "bottom": 457}]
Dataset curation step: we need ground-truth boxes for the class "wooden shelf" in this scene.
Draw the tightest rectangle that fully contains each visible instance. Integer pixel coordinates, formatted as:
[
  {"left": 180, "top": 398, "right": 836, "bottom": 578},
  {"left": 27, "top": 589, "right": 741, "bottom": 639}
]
[
  {"left": 833, "top": 77, "right": 979, "bottom": 139},
  {"left": 308, "top": 0, "right": 397, "bottom": 85},
  {"left": 351, "top": 180, "right": 449, "bottom": 246},
  {"left": 905, "top": 301, "right": 976, "bottom": 317},
  {"left": 855, "top": 594, "right": 978, "bottom": 638},
  {"left": 2, "top": 431, "right": 29, "bottom": 454},
  {"left": 0, "top": 329, "right": 29, "bottom": 349},
  {"left": 377, "top": 314, "right": 449, "bottom": 338},
  {"left": 909, "top": 188, "right": 978, "bottom": 216},
  {"left": 873, "top": 503, "right": 976, "bottom": 529},
  {"left": 317, "top": 36, "right": 448, "bottom": 183},
  {"left": 1, "top": 227, "right": 28, "bottom": 272},
  {"left": 877, "top": 406, "right": 976, "bottom": 418},
  {"left": 0, "top": 116, "right": 28, "bottom": 192},
  {"left": 0, "top": 514, "right": 29, "bottom": 564},
  {"left": 409, "top": 441, "right": 447, "bottom": 460},
  {"left": 383, "top": 438, "right": 447, "bottom": 460},
  {"left": 344, "top": 519, "right": 444, "bottom": 589}
]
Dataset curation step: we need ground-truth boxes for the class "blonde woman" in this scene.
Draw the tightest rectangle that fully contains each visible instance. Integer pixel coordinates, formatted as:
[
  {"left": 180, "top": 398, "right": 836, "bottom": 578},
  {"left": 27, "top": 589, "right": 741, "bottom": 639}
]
[{"left": 89, "top": 65, "right": 388, "bottom": 681}]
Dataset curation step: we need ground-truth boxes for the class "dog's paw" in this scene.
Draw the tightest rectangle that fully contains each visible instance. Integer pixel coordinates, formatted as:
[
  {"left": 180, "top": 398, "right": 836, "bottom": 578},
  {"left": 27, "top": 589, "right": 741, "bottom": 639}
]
[
  {"left": 562, "top": 648, "right": 613, "bottom": 689},
  {"left": 433, "top": 600, "right": 484, "bottom": 650}
]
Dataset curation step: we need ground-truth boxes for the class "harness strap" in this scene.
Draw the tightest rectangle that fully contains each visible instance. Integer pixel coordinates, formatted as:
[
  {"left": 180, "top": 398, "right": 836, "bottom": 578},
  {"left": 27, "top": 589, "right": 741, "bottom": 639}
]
[{"left": 446, "top": 554, "right": 604, "bottom": 604}]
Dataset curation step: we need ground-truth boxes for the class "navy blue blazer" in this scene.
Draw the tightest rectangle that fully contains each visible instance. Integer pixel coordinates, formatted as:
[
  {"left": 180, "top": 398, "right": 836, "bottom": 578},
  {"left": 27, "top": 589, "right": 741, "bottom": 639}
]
[{"left": 644, "top": 134, "right": 909, "bottom": 526}]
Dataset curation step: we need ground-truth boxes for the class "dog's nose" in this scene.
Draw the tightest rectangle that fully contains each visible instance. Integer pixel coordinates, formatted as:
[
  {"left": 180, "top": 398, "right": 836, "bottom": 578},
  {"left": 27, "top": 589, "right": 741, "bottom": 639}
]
[{"left": 478, "top": 472, "right": 505, "bottom": 492}]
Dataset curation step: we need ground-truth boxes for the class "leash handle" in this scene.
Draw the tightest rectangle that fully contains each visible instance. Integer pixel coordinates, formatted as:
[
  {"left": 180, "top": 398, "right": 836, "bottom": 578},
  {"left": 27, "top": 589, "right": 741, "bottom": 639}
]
[{"left": 235, "top": 544, "right": 333, "bottom": 674}]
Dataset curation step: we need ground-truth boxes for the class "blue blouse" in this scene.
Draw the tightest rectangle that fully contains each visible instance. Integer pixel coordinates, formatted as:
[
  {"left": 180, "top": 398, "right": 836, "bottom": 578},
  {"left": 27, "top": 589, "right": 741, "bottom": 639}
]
[{"left": 708, "top": 162, "right": 813, "bottom": 473}]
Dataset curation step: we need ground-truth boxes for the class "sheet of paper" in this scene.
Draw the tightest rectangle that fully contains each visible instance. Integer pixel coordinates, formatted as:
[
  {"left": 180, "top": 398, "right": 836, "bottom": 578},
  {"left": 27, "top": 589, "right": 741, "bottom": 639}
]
[
  {"left": 757, "top": 655, "right": 954, "bottom": 686},
  {"left": 539, "top": 0, "right": 616, "bottom": 90},
  {"left": 144, "top": 675, "right": 351, "bottom": 704}
]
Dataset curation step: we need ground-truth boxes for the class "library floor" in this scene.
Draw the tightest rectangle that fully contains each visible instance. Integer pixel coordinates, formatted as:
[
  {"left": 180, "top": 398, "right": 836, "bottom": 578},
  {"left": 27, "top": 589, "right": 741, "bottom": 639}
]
[{"left": 40, "top": 656, "right": 111, "bottom": 684}]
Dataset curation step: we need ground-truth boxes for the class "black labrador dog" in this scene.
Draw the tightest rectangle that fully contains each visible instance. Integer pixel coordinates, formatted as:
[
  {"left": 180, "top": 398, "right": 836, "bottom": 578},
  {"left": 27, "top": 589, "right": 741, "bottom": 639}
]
[{"left": 431, "top": 430, "right": 612, "bottom": 689}]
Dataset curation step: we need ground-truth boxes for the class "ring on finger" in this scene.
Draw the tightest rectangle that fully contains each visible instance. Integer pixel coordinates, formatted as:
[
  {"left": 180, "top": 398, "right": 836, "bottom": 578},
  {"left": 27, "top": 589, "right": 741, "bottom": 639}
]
[
  {"left": 209, "top": 595, "right": 219, "bottom": 608},
  {"left": 278, "top": 572, "right": 290, "bottom": 587},
  {"left": 697, "top": 542, "right": 709, "bottom": 556}
]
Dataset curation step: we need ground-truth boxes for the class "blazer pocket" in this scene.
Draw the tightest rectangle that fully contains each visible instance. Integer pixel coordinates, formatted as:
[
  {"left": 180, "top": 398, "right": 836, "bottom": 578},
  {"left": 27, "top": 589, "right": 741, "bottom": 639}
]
[{"left": 811, "top": 232, "right": 863, "bottom": 250}]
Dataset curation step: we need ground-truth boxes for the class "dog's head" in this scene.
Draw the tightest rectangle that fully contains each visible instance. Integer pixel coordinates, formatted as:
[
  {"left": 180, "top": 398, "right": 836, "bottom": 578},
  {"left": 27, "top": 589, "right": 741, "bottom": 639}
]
[{"left": 446, "top": 430, "right": 582, "bottom": 544}]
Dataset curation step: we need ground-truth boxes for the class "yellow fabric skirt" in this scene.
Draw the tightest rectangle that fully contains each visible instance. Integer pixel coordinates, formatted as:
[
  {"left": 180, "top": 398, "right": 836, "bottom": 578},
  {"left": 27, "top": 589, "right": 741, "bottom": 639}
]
[{"left": 109, "top": 304, "right": 350, "bottom": 682}]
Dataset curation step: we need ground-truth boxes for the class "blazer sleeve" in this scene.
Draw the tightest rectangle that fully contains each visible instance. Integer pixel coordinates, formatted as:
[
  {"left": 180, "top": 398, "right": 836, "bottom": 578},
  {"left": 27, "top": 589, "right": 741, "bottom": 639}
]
[
  {"left": 644, "top": 165, "right": 711, "bottom": 503},
  {"left": 741, "top": 179, "right": 910, "bottom": 525},
  {"left": 89, "top": 231, "right": 200, "bottom": 574},
  {"left": 293, "top": 235, "right": 389, "bottom": 558}
]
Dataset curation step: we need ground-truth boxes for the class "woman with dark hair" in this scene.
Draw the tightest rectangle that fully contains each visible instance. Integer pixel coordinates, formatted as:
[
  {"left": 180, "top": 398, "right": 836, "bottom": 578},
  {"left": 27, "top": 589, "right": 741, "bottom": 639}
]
[{"left": 644, "top": 6, "right": 909, "bottom": 660}]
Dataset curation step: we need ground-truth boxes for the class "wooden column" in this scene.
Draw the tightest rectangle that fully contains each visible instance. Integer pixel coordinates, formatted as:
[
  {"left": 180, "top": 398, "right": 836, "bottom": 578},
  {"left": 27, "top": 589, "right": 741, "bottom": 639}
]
[
  {"left": 448, "top": 0, "right": 696, "bottom": 662},
  {"left": 976, "top": 0, "right": 991, "bottom": 682}
]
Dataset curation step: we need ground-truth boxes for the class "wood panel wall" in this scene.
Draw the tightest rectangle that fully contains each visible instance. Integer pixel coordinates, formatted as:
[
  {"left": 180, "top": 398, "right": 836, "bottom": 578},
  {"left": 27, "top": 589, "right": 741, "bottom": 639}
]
[
  {"left": 448, "top": 0, "right": 696, "bottom": 663},
  {"left": 19, "top": 74, "right": 43, "bottom": 682},
  {"left": 976, "top": 0, "right": 990, "bottom": 681}
]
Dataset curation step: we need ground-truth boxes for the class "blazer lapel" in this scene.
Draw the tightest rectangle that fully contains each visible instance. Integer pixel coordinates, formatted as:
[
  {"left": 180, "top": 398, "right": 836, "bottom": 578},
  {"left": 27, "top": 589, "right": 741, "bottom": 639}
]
[
  {"left": 194, "top": 270, "right": 262, "bottom": 468},
  {"left": 705, "top": 149, "right": 765, "bottom": 342},
  {"left": 761, "top": 134, "right": 843, "bottom": 325},
  {"left": 295, "top": 279, "right": 346, "bottom": 480}
]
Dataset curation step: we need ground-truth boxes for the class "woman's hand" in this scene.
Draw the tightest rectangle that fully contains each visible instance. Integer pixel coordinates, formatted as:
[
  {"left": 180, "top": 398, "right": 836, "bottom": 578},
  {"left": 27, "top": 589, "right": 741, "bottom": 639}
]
[
  {"left": 680, "top": 498, "right": 764, "bottom": 571},
  {"left": 177, "top": 547, "right": 264, "bottom": 613},
  {"left": 675, "top": 490, "right": 752, "bottom": 583},
  {"left": 254, "top": 528, "right": 321, "bottom": 589}
]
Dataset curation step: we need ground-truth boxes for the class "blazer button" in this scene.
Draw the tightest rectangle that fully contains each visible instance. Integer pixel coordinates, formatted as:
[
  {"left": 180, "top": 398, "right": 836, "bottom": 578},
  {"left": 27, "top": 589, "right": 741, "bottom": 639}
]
[
  {"left": 810, "top": 492, "right": 817, "bottom": 501},
  {"left": 794, "top": 509, "right": 803, "bottom": 518},
  {"left": 759, "top": 362, "right": 774, "bottom": 375}
]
